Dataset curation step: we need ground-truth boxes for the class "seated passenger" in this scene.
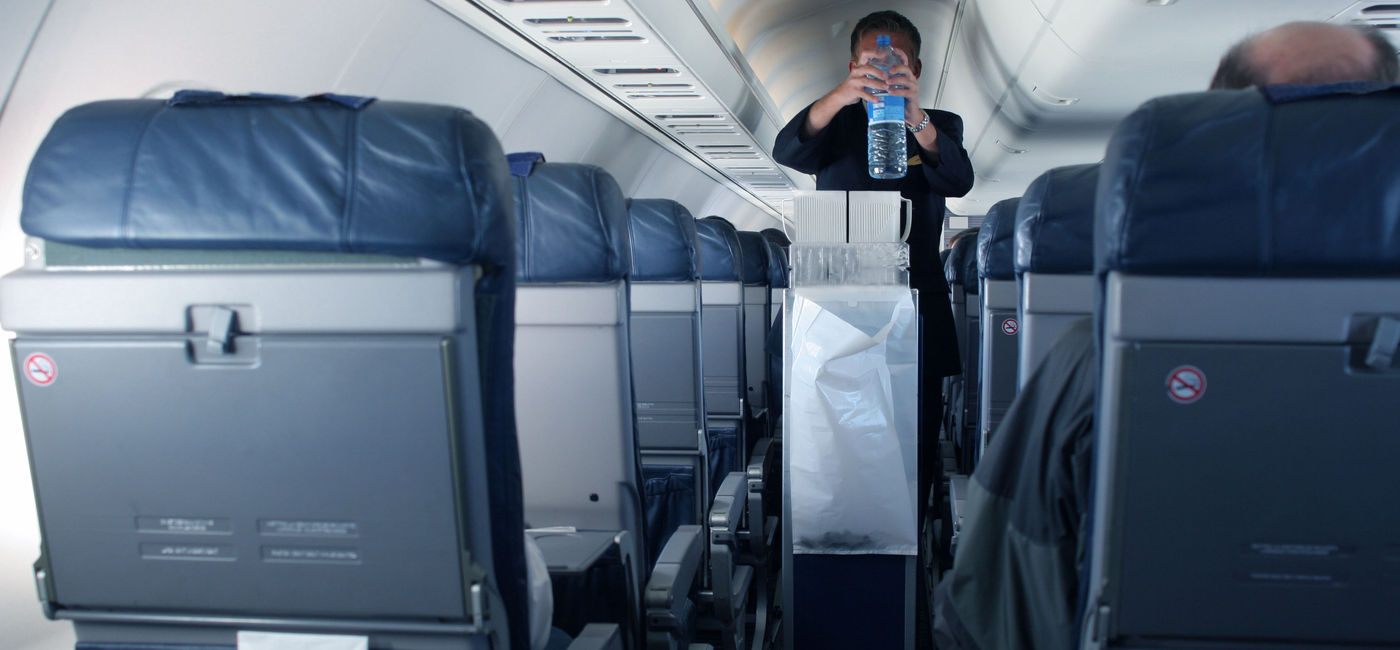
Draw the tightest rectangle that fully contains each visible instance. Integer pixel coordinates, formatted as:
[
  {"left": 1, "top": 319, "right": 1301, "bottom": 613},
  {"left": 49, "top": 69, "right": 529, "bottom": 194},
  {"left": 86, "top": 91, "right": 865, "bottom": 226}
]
[{"left": 932, "top": 21, "right": 1399, "bottom": 650}]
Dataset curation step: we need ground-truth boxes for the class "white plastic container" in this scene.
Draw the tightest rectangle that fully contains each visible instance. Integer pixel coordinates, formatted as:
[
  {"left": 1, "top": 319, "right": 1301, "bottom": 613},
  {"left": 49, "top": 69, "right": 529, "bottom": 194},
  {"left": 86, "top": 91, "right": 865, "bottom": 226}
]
[
  {"left": 848, "top": 191, "right": 912, "bottom": 243},
  {"left": 786, "top": 190, "right": 911, "bottom": 244}
]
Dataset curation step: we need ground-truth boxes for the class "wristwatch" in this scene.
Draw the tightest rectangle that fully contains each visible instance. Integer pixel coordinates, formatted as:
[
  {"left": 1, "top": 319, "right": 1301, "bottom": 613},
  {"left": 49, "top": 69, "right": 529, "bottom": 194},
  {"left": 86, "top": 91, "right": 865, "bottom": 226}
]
[{"left": 907, "top": 112, "right": 931, "bottom": 133}]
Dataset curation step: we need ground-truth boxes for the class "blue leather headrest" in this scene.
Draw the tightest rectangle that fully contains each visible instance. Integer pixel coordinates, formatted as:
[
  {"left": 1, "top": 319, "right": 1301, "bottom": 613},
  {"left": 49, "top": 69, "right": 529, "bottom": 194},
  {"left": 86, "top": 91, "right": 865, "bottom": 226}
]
[
  {"left": 22, "top": 94, "right": 514, "bottom": 268},
  {"left": 1015, "top": 164, "right": 1099, "bottom": 276},
  {"left": 512, "top": 161, "right": 630, "bottom": 283},
  {"left": 944, "top": 233, "right": 979, "bottom": 294},
  {"left": 761, "top": 228, "right": 791, "bottom": 247},
  {"left": 625, "top": 198, "right": 699, "bottom": 282},
  {"left": 977, "top": 197, "right": 1020, "bottom": 280},
  {"left": 695, "top": 216, "right": 743, "bottom": 282},
  {"left": 1098, "top": 84, "right": 1400, "bottom": 277},
  {"left": 765, "top": 240, "right": 789, "bottom": 289},
  {"left": 736, "top": 231, "right": 770, "bottom": 286}
]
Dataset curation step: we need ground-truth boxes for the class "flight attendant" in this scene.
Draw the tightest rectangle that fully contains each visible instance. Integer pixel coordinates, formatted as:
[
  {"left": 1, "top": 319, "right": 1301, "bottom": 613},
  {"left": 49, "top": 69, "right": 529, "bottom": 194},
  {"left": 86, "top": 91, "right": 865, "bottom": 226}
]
[
  {"left": 773, "top": 10, "right": 974, "bottom": 648},
  {"left": 772, "top": 3, "right": 974, "bottom": 569}
]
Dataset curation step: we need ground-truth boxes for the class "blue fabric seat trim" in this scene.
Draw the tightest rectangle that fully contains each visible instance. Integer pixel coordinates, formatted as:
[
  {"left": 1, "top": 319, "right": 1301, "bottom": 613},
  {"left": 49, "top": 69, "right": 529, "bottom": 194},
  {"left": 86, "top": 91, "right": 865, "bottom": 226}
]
[
  {"left": 1098, "top": 86, "right": 1400, "bottom": 277},
  {"left": 626, "top": 198, "right": 700, "bottom": 282},
  {"left": 760, "top": 227, "right": 791, "bottom": 247},
  {"left": 642, "top": 464, "right": 698, "bottom": 566},
  {"left": 1014, "top": 164, "right": 1099, "bottom": 276},
  {"left": 707, "top": 426, "right": 740, "bottom": 501},
  {"left": 943, "top": 234, "right": 979, "bottom": 294},
  {"left": 977, "top": 198, "right": 1019, "bottom": 281},
  {"left": 736, "top": 230, "right": 770, "bottom": 286},
  {"left": 24, "top": 96, "right": 513, "bottom": 268},
  {"left": 695, "top": 217, "right": 743, "bottom": 282},
  {"left": 508, "top": 151, "right": 546, "bottom": 177},
  {"left": 765, "top": 239, "right": 789, "bottom": 289},
  {"left": 512, "top": 162, "right": 630, "bottom": 283}
]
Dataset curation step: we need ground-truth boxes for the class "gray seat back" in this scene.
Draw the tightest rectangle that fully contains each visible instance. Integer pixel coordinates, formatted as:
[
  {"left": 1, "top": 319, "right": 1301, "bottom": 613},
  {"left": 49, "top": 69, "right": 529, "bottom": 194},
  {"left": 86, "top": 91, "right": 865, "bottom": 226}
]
[
  {"left": 1013, "top": 163, "right": 1098, "bottom": 387},
  {"left": 943, "top": 234, "right": 980, "bottom": 473},
  {"left": 976, "top": 198, "right": 1020, "bottom": 461},
  {"left": 1084, "top": 86, "right": 1400, "bottom": 649},
  {"left": 3, "top": 94, "right": 523, "bottom": 649},
  {"left": 511, "top": 160, "right": 641, "bottom": 538},
  {"left": 695, "top": 216, "right": 747, "bottom": 470},
  {"left": 737, "top": 231, "right": 772, "bottom": 419},
  {"left": 625, "top": 198, "right": 708, "bottom": 514}
]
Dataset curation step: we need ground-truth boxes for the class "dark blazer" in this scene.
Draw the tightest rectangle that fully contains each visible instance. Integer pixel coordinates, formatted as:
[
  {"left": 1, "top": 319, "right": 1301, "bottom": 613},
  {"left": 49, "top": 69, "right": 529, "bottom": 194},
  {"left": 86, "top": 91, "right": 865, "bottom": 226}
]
[{"left": 773, "top": 101, "right": 975, "bottom": 376}]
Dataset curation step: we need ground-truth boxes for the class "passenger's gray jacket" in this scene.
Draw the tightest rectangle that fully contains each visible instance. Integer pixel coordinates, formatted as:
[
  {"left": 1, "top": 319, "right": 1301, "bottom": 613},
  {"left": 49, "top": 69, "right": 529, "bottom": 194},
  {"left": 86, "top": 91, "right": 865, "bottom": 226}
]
[{"left": 933, "top": 318, "right": 1097, "bottom": 649}]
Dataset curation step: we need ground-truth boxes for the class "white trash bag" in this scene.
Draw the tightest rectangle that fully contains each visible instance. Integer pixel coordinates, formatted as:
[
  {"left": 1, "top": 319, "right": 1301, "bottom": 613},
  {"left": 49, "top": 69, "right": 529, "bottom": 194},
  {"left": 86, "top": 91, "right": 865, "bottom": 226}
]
[{"left": 788, "top": 287, "right": 918, "bottom": 555}]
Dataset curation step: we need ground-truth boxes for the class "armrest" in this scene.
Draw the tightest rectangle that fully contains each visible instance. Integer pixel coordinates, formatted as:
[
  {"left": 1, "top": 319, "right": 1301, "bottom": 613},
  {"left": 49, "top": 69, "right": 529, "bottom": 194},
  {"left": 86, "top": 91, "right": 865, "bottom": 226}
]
[
  {"left": 706, "top": 471, "right": 750, "bottom": 624},
  {"left": 568, "top": 623, "right": 624, "bottom": 650},
  {"left": 746, "top": 437, "right": 774, "bottom": 486},
  {"left": 644, "top": 525, "right": 703, "bottom": 612},
  {"left": 745, "top": 437, "right": 779, "bottom": 557},
  {"left": 708, "top": 472, "right": 746, "bottom": 540},
  {"left": 711, "top": 479, "right": 756, "bottom": 627}
]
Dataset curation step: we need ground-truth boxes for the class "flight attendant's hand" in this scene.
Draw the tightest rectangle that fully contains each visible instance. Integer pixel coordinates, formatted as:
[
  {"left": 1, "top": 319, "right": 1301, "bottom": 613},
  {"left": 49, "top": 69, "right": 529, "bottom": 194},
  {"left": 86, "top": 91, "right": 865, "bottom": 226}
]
[
  {"left": 802, "top": 47, "right": 893, "bottom": 138},
  {"left": 884, "top": 48, "right": 924, "bottom": 126},
  {"left": 887, "top": 47, "right": 940, "bottom": 153}
]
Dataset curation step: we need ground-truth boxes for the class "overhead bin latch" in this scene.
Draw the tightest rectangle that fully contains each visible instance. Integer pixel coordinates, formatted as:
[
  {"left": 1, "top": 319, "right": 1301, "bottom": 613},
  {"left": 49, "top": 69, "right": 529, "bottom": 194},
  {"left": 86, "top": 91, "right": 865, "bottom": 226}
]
[{"left": 1365, "top": 316, "right": 1400, "bottom": 370}]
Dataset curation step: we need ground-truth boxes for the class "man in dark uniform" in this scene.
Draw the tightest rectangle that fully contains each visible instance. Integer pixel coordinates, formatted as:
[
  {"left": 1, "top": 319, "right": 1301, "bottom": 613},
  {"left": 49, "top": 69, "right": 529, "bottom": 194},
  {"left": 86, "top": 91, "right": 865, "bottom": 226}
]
[
  {"left": 771, "top": 0, "right": 973, "bottom": 570},
  {"left": 772, "top": 11, "right": 974, "bottom": 647}
]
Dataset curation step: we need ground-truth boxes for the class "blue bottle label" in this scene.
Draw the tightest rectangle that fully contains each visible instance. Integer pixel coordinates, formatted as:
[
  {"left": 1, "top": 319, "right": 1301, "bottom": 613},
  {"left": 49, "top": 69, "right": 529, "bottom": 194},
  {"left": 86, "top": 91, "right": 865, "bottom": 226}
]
[{"left": 866, "top": 95, "right": 904, "bottom": 125}]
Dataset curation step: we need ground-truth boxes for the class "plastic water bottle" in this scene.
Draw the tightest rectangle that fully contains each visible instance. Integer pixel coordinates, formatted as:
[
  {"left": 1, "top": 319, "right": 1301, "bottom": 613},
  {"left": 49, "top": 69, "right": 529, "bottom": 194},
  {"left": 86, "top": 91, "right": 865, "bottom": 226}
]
[{"left": 866, "top": 34, "right": 907, "bottom": 179}]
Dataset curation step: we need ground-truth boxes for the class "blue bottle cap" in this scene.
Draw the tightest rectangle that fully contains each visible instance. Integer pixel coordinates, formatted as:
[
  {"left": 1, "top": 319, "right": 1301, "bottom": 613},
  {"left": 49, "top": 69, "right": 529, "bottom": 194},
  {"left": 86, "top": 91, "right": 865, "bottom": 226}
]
[{"left": 877, "top": 34, "right": 891, "bottom": 47}]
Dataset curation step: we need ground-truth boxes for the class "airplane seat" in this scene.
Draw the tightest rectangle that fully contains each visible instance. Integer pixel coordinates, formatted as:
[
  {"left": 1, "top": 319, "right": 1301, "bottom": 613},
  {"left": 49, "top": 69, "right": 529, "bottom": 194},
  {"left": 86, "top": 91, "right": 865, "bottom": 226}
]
[
  {"left": 1013, "top": 163, "right": 1098, "bottom": 388},
  {"left": 622, "top": 197, "right": 707, "bottom": 568},
  {"left": 693, "top": 217, "right": 747, "bottom": 497},
  {"left": 508, "top": 156, "right": 702, "bottom": 650},
  {"left": 759, "top": 229, "right": 790, "bottom": 322},
  {"left": 621, "top": 198, "right": 760, "bottom": 650},
  {"left": 0, "top": 93, "right": 577, "bottom": 649},
  {"left": 975, "top": 198, "right": 1020, "bottom": 466},
  {"left": 940, "top": 239, "right": 964, "bottom": 444},
  {"left": 735, "top": 230, "right": 772, "bottom": 444},
  {"left": 942, "top": 234, "right": 980, "bottom": 474},
  {"left": 760, "top": 238, "right": 788, "bottom": 425},
  {"left": 757, "top": 228, "right": 788, "bottom": 430},
  {"left": 1082, "top": 83, "right": 1400, "bottom": 649}
]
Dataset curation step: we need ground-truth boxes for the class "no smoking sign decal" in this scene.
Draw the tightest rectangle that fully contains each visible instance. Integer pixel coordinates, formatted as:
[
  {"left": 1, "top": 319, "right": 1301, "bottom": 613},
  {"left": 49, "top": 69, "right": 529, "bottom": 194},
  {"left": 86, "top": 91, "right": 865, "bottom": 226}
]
[
  {"left": 24, "top": 353, "right": 56, "bottom": 387},
  {"left": 1166, "top": 365, "right": 1206, "bottom": 404}
]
